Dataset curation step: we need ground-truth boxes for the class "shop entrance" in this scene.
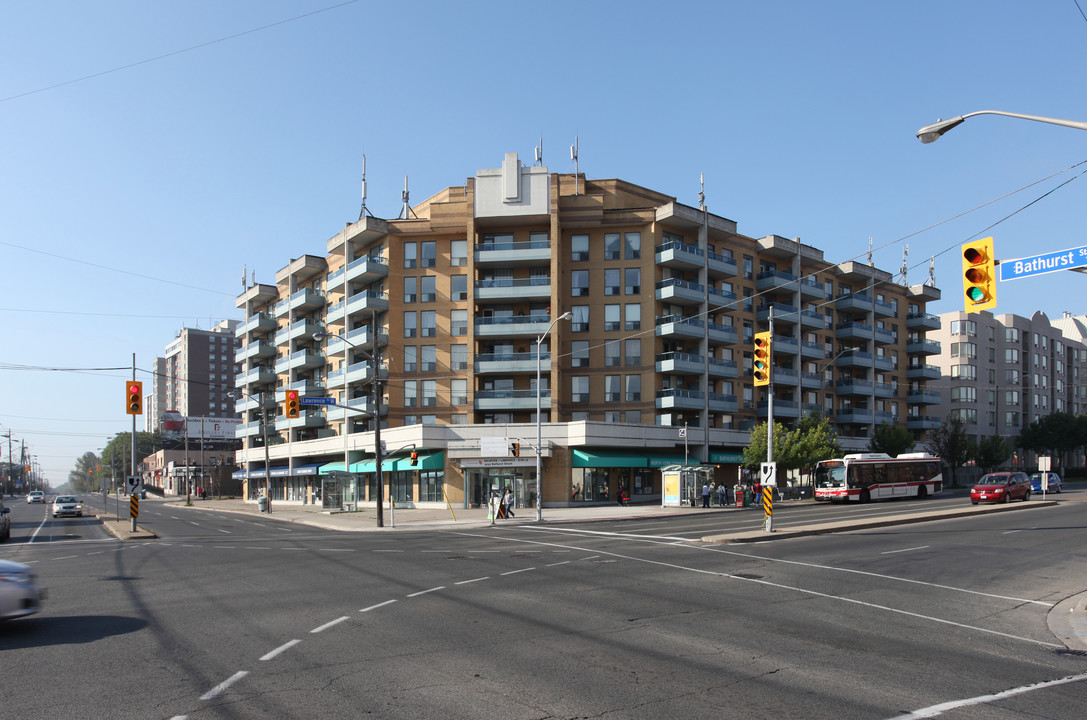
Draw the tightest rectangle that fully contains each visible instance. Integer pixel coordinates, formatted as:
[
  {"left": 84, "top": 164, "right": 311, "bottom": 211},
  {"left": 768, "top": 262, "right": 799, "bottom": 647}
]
[{"left": 466, "top": 468, "right": 536, "bottom": 509}]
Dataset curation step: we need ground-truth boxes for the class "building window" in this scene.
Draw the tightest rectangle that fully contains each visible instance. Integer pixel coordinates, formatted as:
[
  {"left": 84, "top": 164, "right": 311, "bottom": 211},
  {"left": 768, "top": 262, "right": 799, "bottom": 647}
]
[
  {"left": 421, "top": 241, "right": 436, "bottom": 268},
  {"left": 950, "top": 386, "right": 977, "bottom": 403},
  {"left": 421, "top": 345, "right": 437, "bottom": 372},
  {"left": 422, "top": 380, "right": 437, "bottom": 406},
  {"left": 404, "top": 311, "right": 417, "bottom": 338},
  {"left": 571, "top": 305, "right": 589, "bottom": 332},
  {"left": 451, "top": 344, "right": 467, "bottom": 371},
  {"left": 625, "top": 232, "right": 641, "bottom": 260},
  {"left": 951, "top": 408, "right": 977, "bottom": 423},
  {"left": 451, "top": 379, "right": 467, "bottom": 406},
  {"left": 450, "top": 239, "right": 468, "bottom": 267},
  {"left": 404, "top": 346, "right": 417, "bottom": 372},
  {"left": 571, "top": 341, "right": 590, "bottom": 368},
  {"left": 605, "top": 340, "right": 621, "bottom": 367},
  {"left": 571, "top": 376, "right": 590, "bottom": 403},
  {"left": 450, "top": 275, "right": 467, "bottom": 301},
  {"left": 743, "top": 256, "right": 754, "bottom": 280},
  {"left": 571, "top": 234, "right": 589, "bottom": 261},
  {"left": 625, "top": 374, "right": 641, "bottom": 402},
  {"left": 950, "top": 364, "right": 976, "bottom": 380},
  {"left": 624, "top": 410, "right": 641, "bottom": 423},
  {"left": 605, "top": 375, "right": 621, "bottom": 402},
  {"left": 604, "top": 410, "right": 622, "bottom": 423},
  {"left": 951, "top": 342, "right": 977, "bottom": 359},
  {"left": 625, "top": 303, "right": 641, "bottom": 331},
  {"left": 403, "top": 380, "right": 418, "bottom": 407},
  {"left": 572, "top": 270, "right": 590, "bottom": 297},
  {"left": 950, "top": 319, "right": 977, "bottom": 336},
  {"left": 604, "top": 233, "right": 621, "bottom": 260},
  {"left": 404, "top": 277, "right": 417, "bottom": 303},
  {"left": 404, "top": 242, "right": 417, "bottom": 269},
  {"left": 420, "top": 276, "right": 436, "bottom": 303},
  {"left": 450, "top": 413, "right": 467, "bottom": 424},
  {"left": 1005, "top": 327, "right": 1020, "bottom": 343},
  {"left": 604, "top": 269, "right": 620, "bottom": 296},
  {"left": 604, "top": 304, "right": 620, "bottom": 331},
  {"left": 624, "top": 268, "right": 641, "bottom": 295},
  {"left": 1005, "top": 390, "right": 1019, "bottom": 405},
  {"left": 421, "top": 310, "right": 436, "bottom": 337},
  {"left": 451, "top": 310, "right": 467, "bottom": 336},
  {"left": 1005, "top": 348, "right": 1020, "bottom": 363},
  {"left": 1004, "top": 411, "right": 1020, "bottom": 427},
  {"left": 625, "top": 338, "right": 641, "bottom": 366}
]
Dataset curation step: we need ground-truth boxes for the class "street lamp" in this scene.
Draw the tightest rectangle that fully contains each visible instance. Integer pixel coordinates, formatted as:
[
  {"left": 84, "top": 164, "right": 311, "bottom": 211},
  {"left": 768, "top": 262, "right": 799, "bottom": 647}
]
[
  {"left": 813, "top": 345, "right": 861, "bottom": 420},
  {"left": 536, "top": 311, "right": 572, "bottom": 522},
  {"left": 315, "top": 315, "right": 385, "bottom": 527},
  {"left": 917, "top": 110, "right": 1087, "bottom": 144}
]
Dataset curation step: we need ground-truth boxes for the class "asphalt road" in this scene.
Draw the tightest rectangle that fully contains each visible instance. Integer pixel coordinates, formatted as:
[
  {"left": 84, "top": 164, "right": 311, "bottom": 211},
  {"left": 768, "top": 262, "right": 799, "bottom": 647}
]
[{"left": 1, "top": 492, "right": 1085, "bottom": 719}]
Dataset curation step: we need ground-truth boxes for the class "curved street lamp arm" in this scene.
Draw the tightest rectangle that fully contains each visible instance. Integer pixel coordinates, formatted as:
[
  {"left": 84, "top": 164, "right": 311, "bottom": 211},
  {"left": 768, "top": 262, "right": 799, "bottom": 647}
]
[{"left": 918, "top": 110, "right": 1087, "bottom": 143}]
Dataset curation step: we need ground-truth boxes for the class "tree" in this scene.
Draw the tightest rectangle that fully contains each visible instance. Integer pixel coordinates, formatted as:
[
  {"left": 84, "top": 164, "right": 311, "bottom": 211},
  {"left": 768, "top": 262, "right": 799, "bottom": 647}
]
[
  {"left": 972, "top": 435, "right": 1011, "bottom": 473},
  {"left": 743, "top": 416, "right": 840, "bottom": 476},
  {"left": 1017, "top": 413, "right": 1087, "bottom": 472},
  {"left": 99, "top": 432, "right": 160, "bottom": 489},
  {"left": 867, "top": 425, "right": 914, "bottom": 457},
  {"left": 924, "top": 415, "right": 971, "bottom": 486},
  {"left": 68, "top": 452, "right": 100, "bottom": 494}
]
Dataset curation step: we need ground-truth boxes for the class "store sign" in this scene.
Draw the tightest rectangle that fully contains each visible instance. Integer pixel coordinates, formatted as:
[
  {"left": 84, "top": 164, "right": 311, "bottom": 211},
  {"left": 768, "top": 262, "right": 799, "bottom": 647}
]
[{"left": 457, "top": 457, "right": 535, "bottom": 468}]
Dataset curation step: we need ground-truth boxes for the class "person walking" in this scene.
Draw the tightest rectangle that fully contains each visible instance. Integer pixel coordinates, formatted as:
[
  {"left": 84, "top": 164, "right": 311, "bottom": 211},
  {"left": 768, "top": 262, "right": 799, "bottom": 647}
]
[
  {"left": 716, "top": 482, "right": 726, "bottom": 507},
  {"left": 504, "top": 487, "right": 515, "bottom": 518},
  {"left": 701, "top": 482, "right": 711, "bottom": 508}
]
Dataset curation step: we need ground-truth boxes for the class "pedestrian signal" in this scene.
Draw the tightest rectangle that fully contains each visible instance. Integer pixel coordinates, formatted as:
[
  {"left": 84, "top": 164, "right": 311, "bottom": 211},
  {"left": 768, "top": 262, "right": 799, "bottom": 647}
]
[
  {"left": 510, "top": 442, "right": 520, "bottom": 457},
  {"left": 753, "top": 332, "right": 772, "bottom": 387},
  {"left": 962, "top": 237, "right": 997, "bottom": 313},
  {"left": 285, "top": 390, "right": 300, "bottom": 418},
  {"left": 125, "top": 381, "right": 143, "bottom": 415},
  {"left": 410, "top": 450, "right": 419, "bottom": 466}
]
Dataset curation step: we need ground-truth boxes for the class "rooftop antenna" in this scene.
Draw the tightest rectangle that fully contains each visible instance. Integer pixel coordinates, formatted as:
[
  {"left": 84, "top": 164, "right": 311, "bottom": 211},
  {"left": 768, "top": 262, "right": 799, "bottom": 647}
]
[
  {"left": 242, "top": 264, "right": 247, "bottom": 290},
  {"left": 867, "top": 236, "right": 873, "bottom": 266},
  {"left": 534, "top": 137, "right": 543, "bottom": 166},
  {"left": 398, "top": 174, "right": 417, "bottom": 219},
  {"left": 927, "top": 255, "right": 936, "bottom": 287},
  {"left": 358, "top": 155, "right": 369, "bottom": 221},
  {"left": 900, "top": 244, "right": 909, "bottom": 286},
  {"left": 570, "top": 135, "right": 579, "bottom": 196},
  {"left": 698, "top": 172, "right": 706, "bottom": 211}
]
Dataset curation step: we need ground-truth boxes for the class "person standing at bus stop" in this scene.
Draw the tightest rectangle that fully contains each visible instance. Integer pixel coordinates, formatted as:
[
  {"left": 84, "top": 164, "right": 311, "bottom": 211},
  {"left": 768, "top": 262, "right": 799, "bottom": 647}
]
[{"left": 701, "top": 482, "right": 711, "bottom": 508}]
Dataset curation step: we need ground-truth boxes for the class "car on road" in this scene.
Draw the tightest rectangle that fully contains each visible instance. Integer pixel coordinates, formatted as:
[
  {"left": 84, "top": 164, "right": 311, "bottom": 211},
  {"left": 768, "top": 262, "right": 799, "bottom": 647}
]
[
  {"left": 0, "top": 498, "right": 10, "bottom": 541},
  {"left": 0, "top": 558, "right": 46, "bottom": 620},
  {"left": 1029, "top": 472, "right": 1063, "bottom": 494},
  {"left": 971, "top": 472, "right": 1031, "bottom": 504},
  {"left": 52, "top": 495, "right": 83, "bottom": 518},
  {"left": 26, "top": 490, "right": 45, "bottom": 504}
]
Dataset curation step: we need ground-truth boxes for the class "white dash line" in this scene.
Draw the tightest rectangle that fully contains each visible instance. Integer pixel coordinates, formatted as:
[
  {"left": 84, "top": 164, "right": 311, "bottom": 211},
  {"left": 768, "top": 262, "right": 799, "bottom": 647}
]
[
  {"left": 361, "top": 599, "right": 397, "bottom": 612},
  {"left": 1002, "top": 529, "right": 1023, "bottom": 535},
  {"left": 500, "top": 567, "right": 535, "bottom": 576},
  {"left": 407, "top": 586, "right": 445, "bottom": 597},
  {"left": 881, "top": 545, "right": 930, "bottom": 555},
  {"left": 260, "top": 639, "right": 301, "bottom": 661},
  {"left": 311, "top": 616, "right": 350, "bottom": 634},
  {"left": 200, "top": 671, "right": 249, "bottom": 700},
  {"left": 455, "top": 577, "right": 490, "bottom": 585},
  {"left": 546, "top": 560, "right": 572, "bottom": 567}
]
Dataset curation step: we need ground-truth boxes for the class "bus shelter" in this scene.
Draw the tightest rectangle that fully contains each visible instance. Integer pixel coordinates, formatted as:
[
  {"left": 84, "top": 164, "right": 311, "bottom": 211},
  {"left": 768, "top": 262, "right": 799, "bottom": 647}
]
[{"left": 661, "top": 464, "right": 715, "bottom": 507}]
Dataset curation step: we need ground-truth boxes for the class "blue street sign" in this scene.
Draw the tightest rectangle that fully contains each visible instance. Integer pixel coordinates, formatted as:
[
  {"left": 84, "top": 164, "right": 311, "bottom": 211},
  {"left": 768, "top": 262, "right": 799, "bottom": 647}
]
[
  {"left": 999, "top": 245, "right": 1087, "bottom": 281},
  {"left": 298, "top": 397, "right": 335, "bottom": 405}
]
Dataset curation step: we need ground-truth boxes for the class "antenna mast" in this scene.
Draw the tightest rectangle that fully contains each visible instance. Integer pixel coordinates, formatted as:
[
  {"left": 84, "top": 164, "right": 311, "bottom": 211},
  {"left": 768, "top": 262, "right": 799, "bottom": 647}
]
[
  {"left": 698, "top": 172, "right": 706, "bottom": 211},
  {"left": 359, "top": 155, "right": 368, "bottom": 221},
  {"left": 570, "top": 136, "right": 579, "bottom": 196},
  {"left": 534, "top": 137, "right": 543, "bottom": 166},
  {"left": 900, "top": 244, "right": 909, "bottom": 286}
]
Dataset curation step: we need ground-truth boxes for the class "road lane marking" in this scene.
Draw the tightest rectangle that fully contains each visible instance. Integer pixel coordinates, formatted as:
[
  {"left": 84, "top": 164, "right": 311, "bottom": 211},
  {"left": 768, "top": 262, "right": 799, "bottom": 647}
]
[
  {"left": 216, "top": 529, "right": 231, "bottom": 534},
  {"left": 886, "top": 671, "right": 1087, "bottom": 719},
  {"left": 361, "top": 600, "right": 397, "bottom": 612},
  {"left": 547, "top": 560, "right": 572, "bottom": 567},
  {"left": 1002, "top": 529, "right": 1023, "bottom": 535},
  {"left": 200, "top": 671, "right": 249, "bottom": 700},
  {"left": 455, "top": 577, "right": 490, "bottom": 585},
  {"left": 311, "top": 616, "right": 350, "bottom": 633},
  {"left": 500, "top": 567, "right": 535, "bottom": 576},
  {"left": 881, "top": 546, "right": 930, "bottom": 555},
  {"left": 260, "top": 639, "right": 301, "bottom": 661},
  {"left": 407, "top": 586, "right": 445, "bottom": 597}
]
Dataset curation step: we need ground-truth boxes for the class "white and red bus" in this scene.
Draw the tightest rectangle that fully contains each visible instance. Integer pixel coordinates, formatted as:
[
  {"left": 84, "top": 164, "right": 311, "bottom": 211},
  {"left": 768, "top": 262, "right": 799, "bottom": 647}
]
[{"left": 814, "top": 453, "right": 943, "bottom": 502}]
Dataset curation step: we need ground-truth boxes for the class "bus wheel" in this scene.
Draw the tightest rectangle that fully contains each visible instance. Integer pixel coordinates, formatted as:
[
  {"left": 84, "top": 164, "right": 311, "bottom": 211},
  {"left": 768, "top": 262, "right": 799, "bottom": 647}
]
[
  {"left": 860, "top": 489, "right": 871, "bottom": 503},
  {"left": 917, "top": 486, "right": 928, "bottom": 500}
]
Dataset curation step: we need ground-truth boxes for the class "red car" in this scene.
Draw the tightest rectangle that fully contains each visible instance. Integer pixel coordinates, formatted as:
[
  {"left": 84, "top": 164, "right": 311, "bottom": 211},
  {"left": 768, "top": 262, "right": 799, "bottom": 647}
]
[{"left": 970, "top": 472, "right": 1031, "bottom": 504}]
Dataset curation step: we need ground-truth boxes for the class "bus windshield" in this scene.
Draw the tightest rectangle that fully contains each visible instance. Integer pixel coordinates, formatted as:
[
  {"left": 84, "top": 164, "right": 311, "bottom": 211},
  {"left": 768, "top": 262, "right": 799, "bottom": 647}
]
[{"left": 815, "top": 466, "right": 846, "bottom": 489}]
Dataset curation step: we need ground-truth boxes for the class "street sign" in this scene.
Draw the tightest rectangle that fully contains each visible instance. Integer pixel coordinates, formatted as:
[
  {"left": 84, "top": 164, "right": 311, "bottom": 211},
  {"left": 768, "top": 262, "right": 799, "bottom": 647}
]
[
  {"left": 126, "top": 475, "right": 143, "bottom": 496},
  {"left": 999, "top": 245, "right": 1087, "bottom": 281},
  {"left": 760, "top": 461, "right": 777, "bottom": 488},
  {"left": 299, "top": 397, "right": 335, "bottom": 405}
]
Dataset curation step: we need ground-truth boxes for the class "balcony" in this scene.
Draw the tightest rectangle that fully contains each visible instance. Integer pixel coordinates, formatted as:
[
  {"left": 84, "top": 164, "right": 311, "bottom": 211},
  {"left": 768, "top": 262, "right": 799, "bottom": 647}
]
[
  {"left": 757, "top": 302, "right": 799, "bottom": 324},
  {"left": 325, "top": 326, "right": 388, "bottom": 356},
  {"left": 907, "top": 339, "right": 942, "bottom": 355},
  {"left": 800, "top": 339, "right": 826, "bottom": 359},
  {"left": 706, "top": 249, "right": 738, "bottom": 278},
  {"left": 836, "top": 321, "right": 873, "bottom": 342},
  {"left": 276, "top": 380, "right": 325, "bottom": 401},
  {"left": 801, "top": 371, "right": 822, "bottom": 390},
  {"left": 236, "top": 313, "right": 277, "bottom": 338},
  {"left": 276, "top": 409, "right": 327, "bottom": 431},
  {"left": 835, "top": 408, "right": 874, "bottom": 424},
  {"left": 655, "top": 278, "right": 705, "bottom": 305},
  {"left": 475, "top": 277, "right": 550, "bottom": 302},
  {"left": 801, "top": 309, "right": 832, "bottom": 329},
  {"left": 326, "top": 396, "right": 387, "bottom": 421},
  {"left": 708, "top": 357, "right": 739, "bottom": 378},
  {"left": 275, "top": 289, "right": 325, "bottom": 317},
  {"left": 474, "top": 389, "right": 547, "bottom": 411},
  {"left": 708, "top": 392, "right": 738, "bottom": 413},
  {"left": 656, "top": 351, "right": 707, "bottom": 376},
  {"left": 799, "top": 277, "right": 826, "bottom": 299},
  {"left": 835, "top": 379, "right": 874, "bottom": 396},
  {"left": 235, "top": 340, "right": 275, "bottom": 363},
  {"left": 474, "top": 238, "right": 552, "bottom": 266},
  {"left": 873, "top": 382, "right": 895, "bottom": 399},
  {"left": 234, "top": 394, "right": 276, "bottom": 414},
  {"left": 326, "top": 361, "right": 387, "bottom": 389},
  {"left": 874, "top": 355, "right": 896, "bottom": 372},
  {"left": 656, "top": 315, "right": 705, "bottom": 341},
  {"left": 906, "top": 390, "right": 942, "bottom": 405},
  {"left": 906, "top": 313, "right": 942, "bottom": 331},
  {"left": 476, "top": 351, "right": 545, "bottom": 374},
  {"left": 873, "top": 327, "right": 896, "bottom": 345},
  {"left": 756, "top": 269, "right": 798, "bottom": 292},
  {"left": 707, "top": 321, "right": 738, "bottom": 345},
  {"left": 758, "top": 399, "right": 799, "bottom": 418},
  {"left": 906, "top": 415, "right": 941, "bottom": 430},
  {"left": 771, "top": 335, "right": 798, "bottom": 356},
  {"left": 835, "top": 293, "right": 874, "bottom": 313},
  {"left": 274, "top": 349, "right": 324, "bottom": 373},
  {"left": 236, "top": 366, "right": 275, "bottom": 388},
  {"left": 475, "top": 314, "right": 552, "bottom": 338},
  {"left": 873, "top": 297, "right": 897, "bottom": 317},
  {"left": 655, "top": 388, "right": 704, "bottom": 411},
  {"left": 326, "top": 255, "right": 389, "bottom": 287},
  {"left": 835, "top": 350, "right": 874, "bottom": 369},
  {"left": 907, "top": 363, "right": 941, "bottom": 380},
  {"left": 275, "top": 319, "right": 324, "bottom": 346},
  {"left": 655, "top": 240, "right": 704, "bottom": 271}
]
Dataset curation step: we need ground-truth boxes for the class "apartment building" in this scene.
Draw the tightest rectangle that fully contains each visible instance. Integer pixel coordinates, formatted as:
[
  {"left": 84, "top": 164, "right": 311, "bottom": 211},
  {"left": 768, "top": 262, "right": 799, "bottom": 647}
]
[
  {"left": 932, "top": 310, "right": 1087, "bottom": 443},
  {"left": 233, "top": 152, "right": 942, "bottom": 510}
]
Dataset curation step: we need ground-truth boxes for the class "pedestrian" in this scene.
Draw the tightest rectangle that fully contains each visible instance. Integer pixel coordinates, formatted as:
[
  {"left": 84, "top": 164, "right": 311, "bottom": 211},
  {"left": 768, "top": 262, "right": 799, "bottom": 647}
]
[
  {"left": 716, "top": 482, "right": 726, "bottom": 507},
  {"left": 701, "top": 482, "right": 711, "bottom": 508},
  {"left": 504, "top": 487, "right": 515, "bottom": 518},
  {"left": 617, "top": 484, "right": 626, "bottom": 506}
]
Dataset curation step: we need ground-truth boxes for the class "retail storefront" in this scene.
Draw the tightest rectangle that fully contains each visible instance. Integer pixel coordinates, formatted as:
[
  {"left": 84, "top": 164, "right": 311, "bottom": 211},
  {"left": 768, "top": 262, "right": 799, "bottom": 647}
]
[
  {"left": 570, "top": 449, "right": 690, "bottom": 504},
  {"left": 458, "top": 456, "right": 536, "bottom": 509},
  {"left": 318, "top": 451, "right": 447, "bottom": 511}
]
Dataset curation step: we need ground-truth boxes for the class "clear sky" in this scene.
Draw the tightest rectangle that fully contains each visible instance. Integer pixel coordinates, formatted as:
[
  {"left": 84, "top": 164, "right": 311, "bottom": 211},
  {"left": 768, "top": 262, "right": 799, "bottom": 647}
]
[{"left": 3, "top": 1, "right": 1087, "bottom": 485}]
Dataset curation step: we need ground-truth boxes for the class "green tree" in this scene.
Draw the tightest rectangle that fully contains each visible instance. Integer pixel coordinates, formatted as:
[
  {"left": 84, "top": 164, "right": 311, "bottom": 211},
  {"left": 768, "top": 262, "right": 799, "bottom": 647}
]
[
  {"left": 68, "top": 452, "right": 100, "bottom": 494},
  {"left": 925, "top": 415, "right": 971, "bottom": 486},
  {"left": 1017, "top": 413, "right": 1087, "bottom": 471},
  {"left": 99, "top": 432, "right": 160, "bottom": 488},
  {"left": 743, "top": 416, "right": 840, "bottom": 474},
  {"left": 867, "top": 425, "right": 914, "bottom": 457},
  {"left": 972, "top": 434, "right": 1011, "bottom": 473}
]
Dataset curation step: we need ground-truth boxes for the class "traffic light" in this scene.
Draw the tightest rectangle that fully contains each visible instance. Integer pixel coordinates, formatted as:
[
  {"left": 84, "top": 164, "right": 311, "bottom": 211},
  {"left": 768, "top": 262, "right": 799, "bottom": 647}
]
[
  {"left": 410, "top": 450, "right": 419, "bottom": 466},
  {"left": 961, "top": 237, "right": 997, "bottom": 312},
  {"left": 510, "top": 442, "right": 520, "bottom": 457},
  {"left": 753, "top": 332, "right": 772, "bottom": 387},
  {"left": 125, "top": 381, "right": 143, "bottom": 415},
  {"left": 285, "top": 390, "right": 300, "bottom": 418}
]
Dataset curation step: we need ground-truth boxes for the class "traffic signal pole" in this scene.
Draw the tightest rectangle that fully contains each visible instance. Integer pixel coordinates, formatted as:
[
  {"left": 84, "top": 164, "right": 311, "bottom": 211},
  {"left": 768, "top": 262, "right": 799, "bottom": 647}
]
[
  {"left": 131, "top": 354, "right": 137, "bottom": 533},
  {"left": 764, "top": 309, "right": 774, "bottom": 533}
]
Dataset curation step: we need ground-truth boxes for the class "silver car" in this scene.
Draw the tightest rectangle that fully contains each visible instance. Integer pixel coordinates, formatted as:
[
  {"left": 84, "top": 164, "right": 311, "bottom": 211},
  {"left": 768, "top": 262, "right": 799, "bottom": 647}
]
[
  {"left": 52, "top": 495, "right": 83, "bottom": 518},
  {"left": 0, "top": 558, "right": 46, "bottom": 620}
]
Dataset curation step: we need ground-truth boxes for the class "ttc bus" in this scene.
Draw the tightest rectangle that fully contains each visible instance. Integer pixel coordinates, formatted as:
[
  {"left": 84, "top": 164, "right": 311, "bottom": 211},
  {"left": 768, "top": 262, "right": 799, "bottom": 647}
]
[{"left": 814, "top": 453, "right": 943, "bottom": 502}]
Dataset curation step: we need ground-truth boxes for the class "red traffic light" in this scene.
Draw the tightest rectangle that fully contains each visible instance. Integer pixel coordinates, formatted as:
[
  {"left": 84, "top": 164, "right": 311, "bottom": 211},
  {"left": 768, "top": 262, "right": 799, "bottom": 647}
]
[
  {"left": 285, "top": 390, "right": 300, "bottom": 418},
  {"left": 125, "top": 380, "right": 144, "bottom": 415}
]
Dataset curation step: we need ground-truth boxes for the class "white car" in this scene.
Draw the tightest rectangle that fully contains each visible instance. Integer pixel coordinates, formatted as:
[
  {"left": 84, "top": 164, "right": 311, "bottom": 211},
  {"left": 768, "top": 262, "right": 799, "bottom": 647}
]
[
  {"left": 0, "top": 558, "right": 46, "bottom": 620},
  {"left": 27, "top": 490, "right": 46, "bottom": 504},
  {"left": 52, "top": 495, "right": 83, "bottom": 518}
]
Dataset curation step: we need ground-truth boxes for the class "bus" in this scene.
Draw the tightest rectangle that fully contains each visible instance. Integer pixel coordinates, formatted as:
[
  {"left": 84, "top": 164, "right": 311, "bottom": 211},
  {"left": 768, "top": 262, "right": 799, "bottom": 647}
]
[{"left": 814, "top": 452, "right": 943, "bottom": 502}]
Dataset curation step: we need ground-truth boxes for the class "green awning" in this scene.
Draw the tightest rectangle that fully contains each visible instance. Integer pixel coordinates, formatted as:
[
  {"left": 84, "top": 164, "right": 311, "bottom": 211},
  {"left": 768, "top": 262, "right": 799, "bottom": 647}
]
[
  {"left": 354, "top": 451, "right": 445, "bottom": 473},
  {"left": 644, "top": 453, "right": 690, "bottom": 468},
  {"left": 573, "top": 449, "right": 697, "bottom": 468}
]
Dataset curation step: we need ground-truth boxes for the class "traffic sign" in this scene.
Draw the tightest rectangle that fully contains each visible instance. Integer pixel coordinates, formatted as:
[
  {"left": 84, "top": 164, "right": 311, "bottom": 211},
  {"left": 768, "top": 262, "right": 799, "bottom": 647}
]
[
  {"left": 299, "top": 397, "right": 335, "bottom": 405},
  {"left": 126, "top": 475, "right": 143, "bottom": 496},
  {"left": 999, "top": 245, "right": 1087, "bottom": 281},
  {"left": 760, "top": 461, "right": 777, "bottom": 488}
]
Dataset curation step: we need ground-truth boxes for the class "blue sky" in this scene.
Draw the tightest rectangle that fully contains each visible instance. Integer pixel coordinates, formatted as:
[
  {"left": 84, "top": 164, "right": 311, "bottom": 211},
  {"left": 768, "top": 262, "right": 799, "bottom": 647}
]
[{"left": 2, "top": 0, "right": 1086, "bottom": 484}]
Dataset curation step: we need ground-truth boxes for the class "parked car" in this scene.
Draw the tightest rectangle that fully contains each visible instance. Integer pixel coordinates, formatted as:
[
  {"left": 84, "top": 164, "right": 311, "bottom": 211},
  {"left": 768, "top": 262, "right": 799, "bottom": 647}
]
[
  {"left": 1029, "top": 472, "right": 1062, "bottom": 494},
  {"left": 971, "top": 472, "right": 1031, "bottom": 504},
  {"left": 52, "top": 495, "right": 83, "bottom": 518},
  {"left": 26, "top": 490, "right": 45, "bottom": 504},
  {"left": 0, "top": 499, "right": 10, "bottom": 541},
  {"left": 0, "top": 558, "right": 46, "bottom": 620}
]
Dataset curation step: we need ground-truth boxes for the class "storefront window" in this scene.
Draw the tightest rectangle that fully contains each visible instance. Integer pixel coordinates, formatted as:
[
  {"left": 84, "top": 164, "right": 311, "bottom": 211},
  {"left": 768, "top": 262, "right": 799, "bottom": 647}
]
[{"left": 420, "top": 471, "right": 444, "bottom": 502}]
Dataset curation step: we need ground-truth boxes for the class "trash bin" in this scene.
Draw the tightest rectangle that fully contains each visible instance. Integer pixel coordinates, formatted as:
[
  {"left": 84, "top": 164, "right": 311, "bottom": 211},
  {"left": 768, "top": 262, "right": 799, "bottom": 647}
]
[{"left": 258, "top": 496, "right": 268, "bottom": 513}]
